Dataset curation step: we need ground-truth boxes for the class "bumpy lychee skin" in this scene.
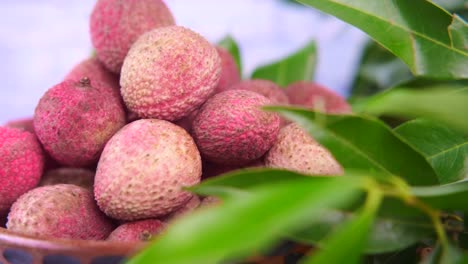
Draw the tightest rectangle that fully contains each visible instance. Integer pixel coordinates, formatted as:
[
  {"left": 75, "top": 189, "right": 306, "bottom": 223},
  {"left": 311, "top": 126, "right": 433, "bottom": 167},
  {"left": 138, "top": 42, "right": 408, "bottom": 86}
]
[
  {"left": 90, "top": 0, "right": 175, "bottom": 73},
  {"left": 107, "top": 219, "right": 166, "bottom": 242},
  {"left": 192, "top": 90, "right": 280, "bottom": 165},
  {"left": 214, "top": 46, "right": 241, "bottom": 93},
  {"left": 7, "top": 184, "right": 114, "bottom": 240},
  {"left": 120, "top": 26, "right": 221, "bottom": 121},
  {"left": 164, "top": 195, "right": 200, "bottom": 221},
  {"left": 39, "top": 167, "right": 95, "bottom": 189},
  {"left": 230, "top": 79, "right": 289, "bottom": 105},
  {"left": 285, "top": 81, "right": 351, "bottom": 114},
  {"left": 4, "top": 117, "right": 35, "bottom": 133},
  {"left": 94, "top": 119, "right": 202, "bottom": 221},
  {"left": 34, "top": 78, "right": 126, "bottom": 167},
  {"left": 0, "top": 127, "right": 44, "bottom": 215},
  {"left": 265, "top": 123, "right": 343, "bottom": 176}
]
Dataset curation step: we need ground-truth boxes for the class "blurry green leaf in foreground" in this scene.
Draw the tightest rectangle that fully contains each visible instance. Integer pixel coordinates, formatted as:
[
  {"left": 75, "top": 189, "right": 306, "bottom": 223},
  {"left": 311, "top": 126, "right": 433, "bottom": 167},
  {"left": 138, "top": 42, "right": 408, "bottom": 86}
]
[
  {"left": 291, "top": 209, "right": 432, "bottom": 254},
  {"left": 129, "top": 175, "right": 363, "bottom": 264},
  {"left": 264, "top": 106, "right": 439, "bottom": 186},
  {"left": 302, "top": 189, "right": 382, "bottom": 264},
  {"left": 449, "top": 14, "right": 468, "bottom": 51},
  {"left": 395, "top": 119, "right": 468, "bottom": 184},
  {"left": 351, "top": 40, "right": 412, "bottom": 97},
  {"left": 251, "top": 40, "right": 316, "bottom": 87},
  {"left": 296, "top": 0, "right": 468, "bottom": 78},
  {"left": 355, "top": 87, "right": 468, "bottom": 133},
  {"left": 218, "top": 35, "right": 242, "bottom": 74}
]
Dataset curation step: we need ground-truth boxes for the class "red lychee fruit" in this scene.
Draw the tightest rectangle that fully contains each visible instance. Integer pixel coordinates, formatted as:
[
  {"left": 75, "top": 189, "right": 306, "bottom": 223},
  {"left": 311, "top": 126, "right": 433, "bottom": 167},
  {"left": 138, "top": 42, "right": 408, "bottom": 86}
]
[
  {"left": 90, "top": 0, "right": 175, "bottom": 73},
  {"left": 192, "top": 90, "right": 280, "bottom": 166},
  {"left": 94, "top": 119, "right": 202, "bottom": 221},
  {"left": 7, "top": 184, "right": 114, "bottom": 240},
  {"left": 285, "top": 81, "right": 352, "bottom": 114},
  {"left": 120, "top": 26, "right": 221, "bottom": 121},
  {"left": 34, "top": 77, "right": 126, "bottom": 167},
  {"left": 0, "top": 126, "right": 44, "bottom": 215},
  {"left": 107, "top": 219, "right": 166, "bottom": 242}
]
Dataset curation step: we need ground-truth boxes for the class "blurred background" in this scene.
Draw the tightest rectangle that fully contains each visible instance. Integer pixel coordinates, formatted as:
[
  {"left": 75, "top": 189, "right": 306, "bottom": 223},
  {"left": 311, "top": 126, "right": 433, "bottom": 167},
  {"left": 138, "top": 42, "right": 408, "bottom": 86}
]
[{"left": 0, "top": 0, "right": 368, "bottom": 124}]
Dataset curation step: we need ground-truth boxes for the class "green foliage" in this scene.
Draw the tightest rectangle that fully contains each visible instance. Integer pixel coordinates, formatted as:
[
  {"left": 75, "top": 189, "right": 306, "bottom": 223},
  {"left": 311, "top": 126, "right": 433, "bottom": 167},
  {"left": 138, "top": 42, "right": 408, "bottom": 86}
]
[
  {"left": 297, "top": 0, "right": 468, "bottom": 78},
  {"left": 395, "top": 119, "right": 468, "bottom": 184},
  {"left": 251, "top": 40, "right": 317, "bottom": 87},
  {"left": 218, "top": 35, "right": 243, "bottom": 75}
]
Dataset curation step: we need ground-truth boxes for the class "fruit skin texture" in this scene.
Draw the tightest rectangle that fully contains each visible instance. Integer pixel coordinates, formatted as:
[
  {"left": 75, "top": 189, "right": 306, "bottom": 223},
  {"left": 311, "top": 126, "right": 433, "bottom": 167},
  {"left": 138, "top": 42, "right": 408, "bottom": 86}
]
[
  {"left": 230, "top": 79, "right": 289, "bottom": 105},
  {"left": 94, "top": 119, "right": 202, "bottom": 221},
  {"left": 0, "top": 127, "right": 44, "bottom": 216},
  {"left": 164, "top": 195, "right": 200, "bottom": 221},
  {"left": 90, "top": 0, "right": 175, "bottom": 73},
  {"left": 107, "top": 219, "right": 166, "bottom": 242},
  {"left": 214, "top": 46, "right": 241, "bottom": 93},
  {"left": 265, "top": 123, "right": 343, "bottom": 176},
  {"left": 120, "top": 26, "right": 221, "bottom": 121},
  {"left": 7, "top": 184, "right": 114, "bottom": 240},
  {"left": 192, "top": 90, "right": 280, "bottom": 166},
  {"left": 285, "top": 81, "right": 352, "bottom": 114},
  {"left": 39, "top": 167, "right": 95, "bottom": 189},
  {"left": 34, "top": 78, "right": 126, "bottom": 167}
]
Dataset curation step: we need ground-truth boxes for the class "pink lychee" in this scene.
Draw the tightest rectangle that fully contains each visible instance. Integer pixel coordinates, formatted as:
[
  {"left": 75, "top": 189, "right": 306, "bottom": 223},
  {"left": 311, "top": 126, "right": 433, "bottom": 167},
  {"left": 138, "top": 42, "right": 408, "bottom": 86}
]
[
  {"left": 0, "top": 126, "right": 44, "bottom": 215},
  {"left": 192, "top": 90, "right": 280, "bottom": 165},
  {"left": 285, "top": 81, "right": 352, "bottom": 114},
  {"left": 120, "top": 26, "right": 221, "bottom": 121},
  {"left": 94, "top": 119, "right": 202, "bottom": 221},
  {"left": 7, "top": 184, "right": 114, "bottom": 240},
  {"left": 90, "top": 0, "right": 175, "bottom": 73},
  {"left": 214, "top": 46, "right": 241, "bottom": 93},
  {"left": 34, "top": 77, "right": 126, "bottom": 167},
  {"left": 107, "top": 219, "right": 166, "bottom": 242}
]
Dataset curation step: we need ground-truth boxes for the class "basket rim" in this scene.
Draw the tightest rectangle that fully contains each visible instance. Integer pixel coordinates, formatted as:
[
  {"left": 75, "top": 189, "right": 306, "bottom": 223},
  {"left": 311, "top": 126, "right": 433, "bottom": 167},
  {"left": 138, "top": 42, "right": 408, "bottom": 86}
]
[{"left": 0, "top": 227, "right": 145, "bottom": 256}]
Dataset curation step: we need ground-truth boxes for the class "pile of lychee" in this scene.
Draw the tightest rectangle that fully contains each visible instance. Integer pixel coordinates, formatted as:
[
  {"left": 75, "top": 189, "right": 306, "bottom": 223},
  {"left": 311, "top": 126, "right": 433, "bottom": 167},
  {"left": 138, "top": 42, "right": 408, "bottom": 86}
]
[{"left": 0, "top": 0, "right": 351, "bottom": 243}]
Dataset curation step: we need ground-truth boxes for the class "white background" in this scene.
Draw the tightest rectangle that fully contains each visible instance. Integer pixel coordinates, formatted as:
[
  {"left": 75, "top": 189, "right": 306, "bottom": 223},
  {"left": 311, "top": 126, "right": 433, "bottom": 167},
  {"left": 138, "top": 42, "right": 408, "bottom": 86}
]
[{"left": 0, "top": 0, "right": 368, "bottom": 124}]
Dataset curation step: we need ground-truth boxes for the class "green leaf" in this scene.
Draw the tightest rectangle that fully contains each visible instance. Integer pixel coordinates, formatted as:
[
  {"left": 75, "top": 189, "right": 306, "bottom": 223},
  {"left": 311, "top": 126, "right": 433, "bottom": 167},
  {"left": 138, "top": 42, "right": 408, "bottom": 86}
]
[
  {"left": 251, "top": 40, "right": 317, "bottom": 87},
  {"left": 395, "top": 119, "right": 468, "bottom": 184},
  {"left": 302, "top": 189, "right": 382, "bottom": 264},
  {"left": 291, "top": 210, "right": 432, "bottom": 254},
  {"left": 265, "top": 106, "right": 439, "bottom": 186},
  {"left": 431, "top": 0, "right": 466, "bottom": 12},
  {"left": 129, "top": 176, "right": 364, "bottom": 264},
  {"left": 422, "top": 244, "right": 465, "bottom": 264},
  {"left": 449, "top": 14, "right": 468, "bottom": 51},
  {"left": 356, "top": 87, "right": 468, "bottom": 133},
  {"left": 218, "top": 35, "right": 243, "bottom": 74},
  {"left": 411, "top": 179, "right": 468, "bottom": 211},
  {"left": 351, "top": 40, "right": 412, "bottom": 97},
  {"left": 296, "top": 0, "right": 468, "bottom": 79}
]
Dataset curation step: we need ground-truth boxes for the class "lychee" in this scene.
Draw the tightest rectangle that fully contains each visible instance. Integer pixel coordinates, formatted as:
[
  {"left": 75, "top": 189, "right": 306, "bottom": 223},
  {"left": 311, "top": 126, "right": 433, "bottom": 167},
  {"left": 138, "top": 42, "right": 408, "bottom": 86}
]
[
  {"left": 214, "top": 46, "right": 241, "bottom": 93},
  {"left": 265, "top": 123, "right": 343, "bottom": 176},
  {"left": 39, "top": 167, "right": 95, "bottom": 189},
  {"left": 107, "top": 219, "right": 166, "bottom": 242},
  {"left": 94, "top": 119, "right": 202, "bottom": 221},
  {"left": 34, "top": 77, "right": 126, "bottom": 167},
  {"left": 0, "top": 126, "right": 44, "bottom": 215},
  {"left": 6, "top": 184, "right": 114, "bottom": 240},
  {"left": 192, "top": 90, "right": 280, "bottom": 165},
  {"left": 90, "top": 0, "right": 175, "bottom": 73},
  {"left": 230, "top": 79, "right": 289, "bottom": 105},
  {"left": 285, "top": 81, "right": 352, "bottom": 114},
  {"left": 120, "top": 26, "right": 221, "bottom": 121}
]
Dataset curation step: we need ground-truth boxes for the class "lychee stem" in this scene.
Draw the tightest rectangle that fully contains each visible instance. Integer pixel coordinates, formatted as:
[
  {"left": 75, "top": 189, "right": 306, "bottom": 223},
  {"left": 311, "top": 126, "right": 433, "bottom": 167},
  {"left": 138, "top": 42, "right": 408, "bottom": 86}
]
[{"left": 79, "top": 77, "right": 91, "bottom": 87}]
